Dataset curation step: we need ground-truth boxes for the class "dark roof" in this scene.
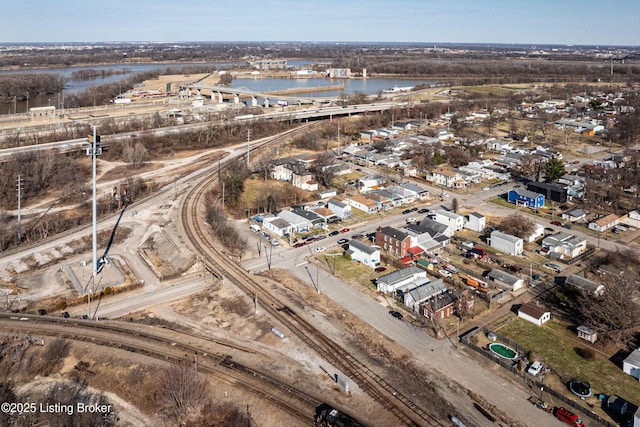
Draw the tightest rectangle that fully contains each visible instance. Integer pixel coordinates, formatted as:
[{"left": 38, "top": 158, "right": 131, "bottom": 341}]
[
  {"left": 378, "top": 226, "right": 409, "bottom": 241},
  {"left": 518, "top": 303, "right": 549, "bottom": 319}
]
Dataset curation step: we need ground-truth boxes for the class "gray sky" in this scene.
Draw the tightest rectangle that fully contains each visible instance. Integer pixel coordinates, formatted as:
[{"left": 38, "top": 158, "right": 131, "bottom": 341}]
[{"left": 2, "top": 0, "right": 638, "bottom": 46}]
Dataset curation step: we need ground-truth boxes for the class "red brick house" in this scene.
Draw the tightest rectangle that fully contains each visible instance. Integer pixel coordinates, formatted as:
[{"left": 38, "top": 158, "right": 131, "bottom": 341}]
[{"left": 375, "top": 226, "right": 411, "bottom": 258}]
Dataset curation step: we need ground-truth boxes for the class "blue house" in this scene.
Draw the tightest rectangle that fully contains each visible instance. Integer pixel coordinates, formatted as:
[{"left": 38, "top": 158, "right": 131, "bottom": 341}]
[{"left": 507, "top": 188, "right": 545, "bottom": 209}]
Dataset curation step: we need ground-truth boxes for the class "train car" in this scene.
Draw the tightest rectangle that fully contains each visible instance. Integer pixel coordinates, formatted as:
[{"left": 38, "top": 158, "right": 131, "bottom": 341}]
[{"left": 315, "top": 404, "right": 366, "bottom": 427}]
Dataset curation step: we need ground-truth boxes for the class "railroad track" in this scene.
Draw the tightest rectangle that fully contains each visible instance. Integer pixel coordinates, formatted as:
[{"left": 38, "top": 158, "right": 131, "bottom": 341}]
[
  {"left": 181, "top": 127, "right": 448, "bottom": 426},
  {"left": 0, "top": 313, "right": 319, "bottom": 424}
]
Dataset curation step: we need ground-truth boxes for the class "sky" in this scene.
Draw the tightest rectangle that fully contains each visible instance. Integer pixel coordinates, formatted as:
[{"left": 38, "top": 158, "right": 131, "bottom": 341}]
[{"left": 1, "top": 0, "right": 639, "bottom": 46}]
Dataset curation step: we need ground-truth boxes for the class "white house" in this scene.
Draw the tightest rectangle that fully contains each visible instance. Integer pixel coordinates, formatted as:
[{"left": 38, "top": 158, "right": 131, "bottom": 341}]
[
  {"left": 328, "top": 198, "right": 352, "bottom": 220},
  {"left": 488, "top": 230, "right": 523, "bottom": 256},
  {"left": 623, "top": 348, "right": 640, "bottom": 380},
  {"left": 517, "top": 303, "right": 550, "bottom": 326},
  {"left": 348, "top": 194, "right": 379, "bottom": 213},
  {"left": 588, "top": 213, "right": 620, "bottom": 232},
  {"left": 526, "top": 224, "right": 545, "bottom": 243},
  {"left": 375, "top": 266, "right": 426, "bottom": 295},
  {"left": 621, "top": 210, "right": 640, "bottom": 229},
  {"left": 398, "top": 182, "right": 430, "bottom": 200},
  {"left": 434, "top": 210, "right": 465, "bottom": 231},
  {"left": 276, "top": 210, "right": 312, "bottom": 233},
  {"left": 346, "top": 240, "right": 380, "bottom": 268},
  {"left": 562, "top": 208, "right": 587, "bottom": 223},
  {"left": 542, "top": 232, "right": 587, "bottom": 260},
  {"left": 262, "top": 217, "right": 293, "bottom": 237},
  {"left": 464, "top": 212, "right": 486, "bottom": 232}
]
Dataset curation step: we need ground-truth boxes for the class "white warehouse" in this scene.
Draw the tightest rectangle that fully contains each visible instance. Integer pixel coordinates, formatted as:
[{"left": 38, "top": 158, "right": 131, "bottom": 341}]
[{"left": 488, "top": 230, "right": 523, "bottom": 256}]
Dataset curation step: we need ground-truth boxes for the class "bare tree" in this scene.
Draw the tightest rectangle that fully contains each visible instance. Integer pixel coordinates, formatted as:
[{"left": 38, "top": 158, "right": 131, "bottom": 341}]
[
  {"left": 497, "top": 214, "right": 534, "bottom": 239},
  {"left": 121, "top": 141, "right": 148, "bottom": 169},
  {"left": 158, "top": 361, "right": 209, "bottom": 422},
  {"left": 577, "top": 272, "right": 640, "bottom": 347}
]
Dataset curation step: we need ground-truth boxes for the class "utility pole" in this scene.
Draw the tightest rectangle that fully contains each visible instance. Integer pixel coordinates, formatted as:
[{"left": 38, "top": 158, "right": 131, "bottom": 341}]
[
  {"left": 16, "top": 175, "right": 22, "bottom": 242},
  {"left": 337, "top": 121, "right": 341, "bottom": 156},
  {"left": 246, "top": 129, "right": 251, "bottom": 169},
  {"left": 86, "top": 126, "right": 102, "bottom": 319}
]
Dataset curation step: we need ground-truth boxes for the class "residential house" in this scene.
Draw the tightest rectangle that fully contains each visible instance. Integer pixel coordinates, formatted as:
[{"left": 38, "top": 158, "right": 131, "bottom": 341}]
[
  {"left": 430, "top": 169, "right": 466, "bottom": 189},
  {"left": 398, "top": 182, "right": 430, "bottom": 200},
  {"left": 327, "top": 198, "right": 352, "bottom": 220},
  {"left": 562, "top": 208, "right": 587, "bottom": 223},
  {"left": 346, "top": 240, "right": 380, "bottom": 268},
  {"left": 486, "top": 269, "right": 525, "bottom": 292},
  {"left": 312, "top": 207, "right": 337, "bottom": 223},
  {"left": 517, "top": 303, "right": 551, "bottom": 326},
  {"left": 621, "top": 210, "right": 640, "bottom": 228},
  {"left": 406, "top": 223, "right": 449, "bottom": 252},
  {"left": 318, "top": 189, "right": 337, "bottom": 199},
  {"left": 262, "top": 217, "right": 293, "bottom": 237},
  {"left": 464, "top": 212, "right": 486, "bottom": 232},
  {"left": 421, "top": 291, "right": 455, "bottom": 320},
  {"left": 507, "top": 188, "right": 545, "bottom": 209},
  {"left": 565, "top": 274, "right": 605, "bottom": 297},
  {"left": 291, "top": 208, "right": 325, "bottom": 229},
  {"left": 404, "top": 278, "right": 447, "bottom": 312},
  {"left": 434, "top": 210, "right": 465, "bottom": 231},
  {"left": 623, "top": 348, "right": 640, "bottom": 380},
  {"left": 588, "top": 213, "right": 620, "bottom": 232},
  {"left": 276, "top": 210, "right": 312, "bottom": 233},
  {"left": 489, "top": 230, "right": 524, "bottom": 256},
  {"left": 348, "top": 194, "right": 379, "bottom": 213},
  {"left": 375, "top": 265, "right": 427, "bottom": 294},
  {"left": 526, "top": 224, "right": 545, "bottom": 243},
  {"left": 527, "top": 181, "right": 568, "bottom": 203},
  {"left": 358, "top": 175, "right": 385, "bottom": 192},
  {"left": 375, "top": 226, "right": 411, "bottom": 258},
  {"left": 418, "top": 217, "right": 455, "bottom": 238},
  {"left": 541, "top": 232, "right": 587, "bottom": 260}
]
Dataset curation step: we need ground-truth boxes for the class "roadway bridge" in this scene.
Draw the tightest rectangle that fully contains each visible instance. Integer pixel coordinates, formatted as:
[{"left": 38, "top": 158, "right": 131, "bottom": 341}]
[{"left": 180, "top": 83, "right": 338, "bottom": 107}]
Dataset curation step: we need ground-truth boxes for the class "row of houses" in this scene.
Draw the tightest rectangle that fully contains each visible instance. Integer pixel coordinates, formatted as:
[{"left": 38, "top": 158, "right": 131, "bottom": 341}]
[{"left": 375, "top": 266, "right": 455, "bottom": 320}]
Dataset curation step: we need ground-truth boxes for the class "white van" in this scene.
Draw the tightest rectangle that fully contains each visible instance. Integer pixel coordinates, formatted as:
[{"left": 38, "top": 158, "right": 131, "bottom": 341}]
[{"left": 249, "top": 224, "right": 261, "bottom": 232}]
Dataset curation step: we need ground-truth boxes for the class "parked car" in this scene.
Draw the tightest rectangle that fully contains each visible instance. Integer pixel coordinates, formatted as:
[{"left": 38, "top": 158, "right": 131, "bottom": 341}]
[
  {"left": 438, "top": 269, "right": 452, "bottom": 279},
  {"left": 562, "top": 223, "right": 573, "bottom": 230},
  {"left": 406, "top": 217, "right": 416, "bottom": 224},
  {"left": 375, "top": 266, "right": 387, "bottom": 273},
  {"left": 270, "top": 238, "right": 280, "bottom": 246},
  {"left": 337, "top": 238, "right": 349, "bottom": 245},
  {"left": 418, "top": 208, "right": 429, "bottom": 213},
  {"left": 339, "top": 228, "right": 350, "bottom": 233},
  {"left": 550, "top": 220, "right": 562, "bottom": 226},
  {"left": 329, "top": 230, "right": 340, "bottom": 236},
  {"left": 553, "top": 407, "right": 584, "bottom": 427},
  {"left": 543, "top": 263, "right": 562, "bottom": 273},
  {"left": 444, "top": 264, "right": 458, "bottom": 273},
  {"left": 315, "top": 247, "right": 326, "bottom": 252},
  {"left": 388, "top": 310, "right": 403, "bottom": 320},
  {"left": 410, "top": 207, "right": 418, "bottom": 212},
  {"left": 527, "top": 361, "right": 543, "bottom": 376},
  {"left": 351, "top": 233, "right": 363, "bottom": 239},
  {"left": 293, "top": 242, "right": 305, "bottom": 248},
  {"left": 507, "top": 264, "right": 523, "bottom": 273},
  {"left": 316, "top": 235, "right": 326, "bottom": 241}
]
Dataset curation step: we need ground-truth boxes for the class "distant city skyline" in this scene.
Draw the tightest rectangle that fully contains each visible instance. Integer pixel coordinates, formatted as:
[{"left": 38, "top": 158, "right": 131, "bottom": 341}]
[{"left": 2, "top": 0, "right": 639, "bottom": 46}]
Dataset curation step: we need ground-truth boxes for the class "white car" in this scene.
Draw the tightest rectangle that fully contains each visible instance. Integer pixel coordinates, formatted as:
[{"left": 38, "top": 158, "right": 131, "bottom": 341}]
[
  {"left": 438, "top": 269, "right": 452, "bottom": 279},
  {"left": 527, "top": 361, "right": 543, "bottom": 376},
  {"left": 270, "top": 238, "right": 280, "bottom": 246},
  {"left": 315, "top": 247, "right": 326, "bottom": 252},
  {"left": 406, "top": 217, "right": 416, "bottom": 224}
]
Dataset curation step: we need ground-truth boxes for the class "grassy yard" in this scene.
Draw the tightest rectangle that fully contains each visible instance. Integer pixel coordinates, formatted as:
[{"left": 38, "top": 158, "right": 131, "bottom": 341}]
[{"left": 497, "top": 318, "right": 640, "bottom": 405}]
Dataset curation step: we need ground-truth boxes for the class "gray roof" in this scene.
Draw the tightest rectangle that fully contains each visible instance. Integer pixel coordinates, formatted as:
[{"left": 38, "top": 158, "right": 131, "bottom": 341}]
[
  {"left": 377, "top": 265, "right": 425, "bottom": 286},
  {"left": 565, "top": 274, "right": 604, "bottom": 295},
  {"left": 399, "top": 182, "right": 429, "bottom": 194},
  {"left": 418, "top": 217, "right": 450, "bottom": 237},
  {"left": 624, "top": 348, "right": 640, "bottom": 368},
  {"left": 407, "top": 279, "right": 447, "bottom": 303},
  {"left": 470, "top": 211, "right": 485, "bottom": 218},
  {"left": 348, "top": 239, "right": 378, "bottom": 255},
  {"left": 268, "top": 218, "right": 291, "bottom": 229},
  {"left": 328, "top": 199, "right": 347, "bottom": 209},
  {"left": 487, "top": 269, "right": 521, "bottom": 287},
  {"left": 491, "top": 230, "right": 522, "bottom": 244},
  {"left": 511, "top": 187, "right": 542, "bottom": 200},
  {"left": 565, "top": 208, "right": 587, "bottom": 217}
]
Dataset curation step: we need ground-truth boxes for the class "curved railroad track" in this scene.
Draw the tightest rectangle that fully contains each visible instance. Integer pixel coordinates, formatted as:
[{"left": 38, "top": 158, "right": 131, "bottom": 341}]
[
  {"left": 0, "top": 313, "right": 319, "bottom": 424},
  {"left": 181, "top": 127, "right": 447, "bottom": 426}
]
